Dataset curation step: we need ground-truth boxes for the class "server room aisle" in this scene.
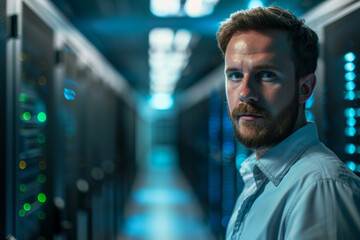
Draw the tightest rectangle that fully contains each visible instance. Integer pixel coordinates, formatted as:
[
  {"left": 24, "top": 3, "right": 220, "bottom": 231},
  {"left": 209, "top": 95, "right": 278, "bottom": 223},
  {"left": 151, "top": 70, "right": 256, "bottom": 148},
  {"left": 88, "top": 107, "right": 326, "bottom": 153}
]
[{"left": 119, "top": 145, "right": 216, "bottom": 240}]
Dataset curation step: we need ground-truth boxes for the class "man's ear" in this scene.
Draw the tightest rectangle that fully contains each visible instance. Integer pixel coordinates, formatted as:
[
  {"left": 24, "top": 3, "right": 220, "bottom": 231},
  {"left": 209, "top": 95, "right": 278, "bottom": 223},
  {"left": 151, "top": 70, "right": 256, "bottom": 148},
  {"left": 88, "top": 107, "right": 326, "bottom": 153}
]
[{"left": 299, "top": 73, "right": 316, "bottom": 104}]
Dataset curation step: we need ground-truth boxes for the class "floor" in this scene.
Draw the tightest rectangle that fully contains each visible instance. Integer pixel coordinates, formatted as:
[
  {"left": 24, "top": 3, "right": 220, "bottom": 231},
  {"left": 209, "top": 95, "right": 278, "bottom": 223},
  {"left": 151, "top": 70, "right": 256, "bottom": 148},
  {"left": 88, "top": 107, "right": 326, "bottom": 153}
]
[{"left": 119, "top": 145, "right": 216, "bottom": 240}]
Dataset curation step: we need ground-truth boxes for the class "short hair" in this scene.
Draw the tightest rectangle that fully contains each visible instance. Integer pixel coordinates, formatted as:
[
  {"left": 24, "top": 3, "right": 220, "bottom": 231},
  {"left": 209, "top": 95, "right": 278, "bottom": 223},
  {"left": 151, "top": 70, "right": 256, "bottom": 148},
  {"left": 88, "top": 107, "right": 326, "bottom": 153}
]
[{"left": 216, "top": 7, "right": 319, "bottom": 79}]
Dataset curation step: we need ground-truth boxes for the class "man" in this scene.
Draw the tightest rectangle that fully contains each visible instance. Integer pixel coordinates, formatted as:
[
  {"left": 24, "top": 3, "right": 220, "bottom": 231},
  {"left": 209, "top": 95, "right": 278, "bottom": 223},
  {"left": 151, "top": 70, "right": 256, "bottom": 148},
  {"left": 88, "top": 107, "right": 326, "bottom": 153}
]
[{"left": 216, "top": 7, "right": 360, "bottom": 239}]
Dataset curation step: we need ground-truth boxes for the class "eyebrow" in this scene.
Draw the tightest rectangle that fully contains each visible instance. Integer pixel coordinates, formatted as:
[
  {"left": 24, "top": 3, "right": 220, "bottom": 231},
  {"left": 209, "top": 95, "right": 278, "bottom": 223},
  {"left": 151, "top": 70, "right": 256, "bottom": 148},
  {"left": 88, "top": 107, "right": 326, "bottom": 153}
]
[{"left": 224, "top": 63, "right": 281, "bottom": 73}]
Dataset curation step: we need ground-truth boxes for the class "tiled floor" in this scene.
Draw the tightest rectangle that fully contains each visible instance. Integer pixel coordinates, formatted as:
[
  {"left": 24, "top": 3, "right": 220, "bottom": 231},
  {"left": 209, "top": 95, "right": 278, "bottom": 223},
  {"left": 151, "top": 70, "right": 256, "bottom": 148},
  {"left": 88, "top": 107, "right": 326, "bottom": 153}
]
[{"left": 119, "top": 145, "right": 215, "bottom": 240}]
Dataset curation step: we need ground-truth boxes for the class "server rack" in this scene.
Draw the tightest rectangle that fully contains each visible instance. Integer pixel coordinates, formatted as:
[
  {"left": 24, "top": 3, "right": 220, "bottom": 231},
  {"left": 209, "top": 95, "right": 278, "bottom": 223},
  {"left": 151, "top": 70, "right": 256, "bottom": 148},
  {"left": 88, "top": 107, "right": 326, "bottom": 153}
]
[
  {"left": 1, "top": 0, "right": 7, "bottom": 237},
  {"left": 324, "top": 7, "right": 360, "bottom": 174},
  {"left": 178, "top": 88, "right": 249, "bottom": 239},
  {"left": 4, "top": 0, "right": 138, "bottom": 239}
]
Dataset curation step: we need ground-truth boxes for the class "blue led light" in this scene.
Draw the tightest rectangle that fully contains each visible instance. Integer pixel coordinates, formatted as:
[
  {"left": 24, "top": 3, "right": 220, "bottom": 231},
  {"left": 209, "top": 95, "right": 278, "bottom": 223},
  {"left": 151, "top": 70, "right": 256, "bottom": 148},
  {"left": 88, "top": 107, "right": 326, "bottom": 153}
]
[
  {"left": 345, "top": 72, "right": 356, "bottom": 81},
  {"left": 346, "top": 161, "right": 356, "bottom": 171},
  {"left": 64, "top": 88, "right": 76, "bottom": 100},
  {"left": 345, "top": 91, "right": 356, "bottom": 100},
  {"left": 344, "top": 52, "right": 356, "bottom": 62},
  {"left": 345, "top": 144, "right": 356, "bottom": 154},
  {"left": 356, "top": 108, "right": 360, "bottom": 117},
  {"left": 345, "top": 62, "right": 356, "bottom": 72},
  {"left": 345, "top": 108, "right": 356, "bottom": 117},
  {"left": 346, "top": 117, "right": 357, "bottom": 127},
  {"left": 346, "top": 82, "right": 356, "bottom": 91},
  {"left": 345, "top": 127, "right": 356, "bottom": 137}
]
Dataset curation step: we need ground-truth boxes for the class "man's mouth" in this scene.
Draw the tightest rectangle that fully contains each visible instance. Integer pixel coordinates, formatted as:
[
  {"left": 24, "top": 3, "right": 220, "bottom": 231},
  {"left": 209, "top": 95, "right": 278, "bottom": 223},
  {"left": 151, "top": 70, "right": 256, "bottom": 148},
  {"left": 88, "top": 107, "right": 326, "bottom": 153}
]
[{"left": 238, "top": 113, "right": 263, "bottom": 121}]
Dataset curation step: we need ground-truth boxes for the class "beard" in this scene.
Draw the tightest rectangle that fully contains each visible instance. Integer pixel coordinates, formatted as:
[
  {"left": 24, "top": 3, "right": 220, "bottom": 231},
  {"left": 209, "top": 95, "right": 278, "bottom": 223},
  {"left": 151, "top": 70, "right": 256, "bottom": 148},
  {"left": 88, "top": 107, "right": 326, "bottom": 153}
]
[{"left": 229, "top": 92, "right": 299, "bottom": 150}]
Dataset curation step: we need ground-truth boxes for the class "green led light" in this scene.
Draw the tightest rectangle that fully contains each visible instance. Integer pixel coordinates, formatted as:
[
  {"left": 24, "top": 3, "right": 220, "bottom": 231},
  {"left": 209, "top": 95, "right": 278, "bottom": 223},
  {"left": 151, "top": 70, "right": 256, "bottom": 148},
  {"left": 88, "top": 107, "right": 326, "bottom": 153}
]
[
  {"left": 21, "top": 112, "right": 31, "bottom": 121},
  {"left": 20, "top": 184, "right": 27, "bottom": 192},
  {"left": 23, "top": 203, "right": 31, "bottom": 211},
  {"left": 37, "top": 112, "right": 47, "bottom": 122},
  {"left": 38, "top": 211, "right": 46, "bottom": 220},
  {"left": 38, "top": 193, "right": 46, "bottom": 203},
  {"left": 37, "top": 134, "right": 46, "bottom": 144},
  {"left": 38, "top": 174, "right": 46, "bottom": 183},
  {"left": 19, "top": 93, "right": 28, "bottom": 102},
  {"left": 19, "top": 209, "right": 26, "bottom": 217}
]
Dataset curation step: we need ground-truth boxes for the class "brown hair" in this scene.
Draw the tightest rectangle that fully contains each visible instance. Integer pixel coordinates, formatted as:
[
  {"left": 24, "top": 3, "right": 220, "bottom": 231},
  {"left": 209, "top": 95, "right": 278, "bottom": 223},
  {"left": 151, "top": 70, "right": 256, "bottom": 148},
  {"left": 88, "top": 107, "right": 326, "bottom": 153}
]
[{"left": 216, "top": 7, "right": 319, "bottom": 79}]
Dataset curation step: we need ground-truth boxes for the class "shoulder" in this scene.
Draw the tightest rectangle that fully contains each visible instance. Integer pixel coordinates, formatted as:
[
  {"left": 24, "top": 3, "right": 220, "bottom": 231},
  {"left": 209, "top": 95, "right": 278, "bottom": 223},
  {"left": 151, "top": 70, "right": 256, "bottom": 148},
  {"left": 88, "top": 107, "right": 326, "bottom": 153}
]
[{"left": 291, "top": 142, "right": 360, "bottom": 192}]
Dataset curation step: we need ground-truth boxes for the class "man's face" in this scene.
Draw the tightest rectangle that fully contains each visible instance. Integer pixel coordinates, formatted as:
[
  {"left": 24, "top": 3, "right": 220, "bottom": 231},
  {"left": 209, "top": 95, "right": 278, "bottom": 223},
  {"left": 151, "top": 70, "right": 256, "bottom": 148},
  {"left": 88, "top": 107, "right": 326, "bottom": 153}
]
[{"left": 224, "top": 30, "right": 300, "bottom": 150}]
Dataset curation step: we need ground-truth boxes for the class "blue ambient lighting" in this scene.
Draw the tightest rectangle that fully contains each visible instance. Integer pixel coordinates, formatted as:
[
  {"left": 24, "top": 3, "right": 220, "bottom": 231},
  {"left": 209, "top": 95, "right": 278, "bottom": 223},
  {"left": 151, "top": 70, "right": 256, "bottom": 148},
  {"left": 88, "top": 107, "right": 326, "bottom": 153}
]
[
  {"left": 305, "top": 110, "right": 315, "bottom": 121},
  {"left": 305, "top": 93, "right": 315, "bottom": 108},
  {"left": 346, "top": 161, "right": 356, "bottom": 171},
  {"left": 222, "top": 141, "right": 235, "bottom": 156},
  {"left": 236, "top": 153, "right": 248, "bottom": 170},
  {"left": 248, "top": 0, "right": 264, "bottom": 9},
  {"left": 345, "top": 72, "right": 356, "bottom": 81},
  {"left": 344, "top": 52, "right": 356, "bottom": 62},
  {"left": 149, "top": 93, "right": 174, "bottom": 110},
  {"left": 133, "top": 188, "right": 191, "bottom": 205},
  {"left": 345, "top": 127, "right": 356, "bottom": 137},
  {"left": 345, "top": 62, "right": 356, "bottom": 72},
  {"left": 221, "top": 215, "right": 231, "bottom": 227},
  {"left": 123, "top": 212, "right": 203, "bottom": 238},
  {"left": 345, "top": 144, "right": 356, "bottom": 154}
]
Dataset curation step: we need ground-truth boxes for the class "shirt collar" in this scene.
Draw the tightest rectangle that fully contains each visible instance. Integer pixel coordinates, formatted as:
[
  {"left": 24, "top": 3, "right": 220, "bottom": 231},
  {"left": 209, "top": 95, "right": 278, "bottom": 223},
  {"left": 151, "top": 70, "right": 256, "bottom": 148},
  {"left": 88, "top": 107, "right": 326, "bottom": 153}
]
[{"left": 254, "top": 122, "right": 320, "bottom": 186}]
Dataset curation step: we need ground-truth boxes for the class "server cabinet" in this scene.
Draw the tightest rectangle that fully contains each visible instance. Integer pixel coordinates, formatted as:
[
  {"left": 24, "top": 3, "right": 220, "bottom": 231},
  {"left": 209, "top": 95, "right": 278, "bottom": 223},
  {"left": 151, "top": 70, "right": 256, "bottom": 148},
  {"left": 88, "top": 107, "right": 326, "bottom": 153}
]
[
  {"left": 1, "top": 0, "right": 7, "bottom": 237},
  {"left": 323, "top": 6, "right": 360, "bottom": 175},
  {"left": 178, "top": 88, "right": 249, "bottom": 239},
  {"left": 5, "top": 2, "right": 56, "bottom": 239}
]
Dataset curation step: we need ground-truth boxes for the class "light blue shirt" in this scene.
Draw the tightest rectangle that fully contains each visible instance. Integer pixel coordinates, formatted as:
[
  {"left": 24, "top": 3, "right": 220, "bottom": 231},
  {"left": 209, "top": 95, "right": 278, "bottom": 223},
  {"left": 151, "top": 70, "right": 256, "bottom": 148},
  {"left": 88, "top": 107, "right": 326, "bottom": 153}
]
[{"left": 226, "top": 122, "right": 360, "bottom": 239}]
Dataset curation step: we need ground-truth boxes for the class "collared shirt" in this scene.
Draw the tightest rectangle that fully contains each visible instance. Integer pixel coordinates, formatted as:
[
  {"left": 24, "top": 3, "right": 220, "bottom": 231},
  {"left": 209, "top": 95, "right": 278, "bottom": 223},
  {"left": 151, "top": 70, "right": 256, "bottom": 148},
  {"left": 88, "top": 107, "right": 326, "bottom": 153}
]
[{"left": 226, "top": 122, "right": 360, "bottom": 240}]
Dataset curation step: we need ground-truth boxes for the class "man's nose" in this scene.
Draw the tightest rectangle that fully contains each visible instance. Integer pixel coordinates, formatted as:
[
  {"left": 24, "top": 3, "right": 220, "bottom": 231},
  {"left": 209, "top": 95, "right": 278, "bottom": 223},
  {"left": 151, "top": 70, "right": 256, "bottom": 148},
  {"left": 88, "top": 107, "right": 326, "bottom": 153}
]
[{"left": 238, "top": 76, "right": 259, "bottom": 103}]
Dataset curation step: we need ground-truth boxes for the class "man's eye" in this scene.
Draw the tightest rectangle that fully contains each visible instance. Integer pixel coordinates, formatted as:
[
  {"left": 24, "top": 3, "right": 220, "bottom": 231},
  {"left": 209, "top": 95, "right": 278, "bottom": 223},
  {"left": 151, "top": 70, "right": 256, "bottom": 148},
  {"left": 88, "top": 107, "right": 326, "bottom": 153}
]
[
  {"left": 259, "top": 71, "right": 276, "bottom": 80},
  {"left": 228, "top": 72, "right": 244, "bottom": 80}
]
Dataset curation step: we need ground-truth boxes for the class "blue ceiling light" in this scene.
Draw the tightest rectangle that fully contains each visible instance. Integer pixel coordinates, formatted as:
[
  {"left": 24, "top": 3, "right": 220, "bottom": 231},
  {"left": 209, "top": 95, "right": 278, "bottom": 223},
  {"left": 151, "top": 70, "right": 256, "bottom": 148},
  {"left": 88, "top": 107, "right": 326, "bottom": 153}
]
[
  {"left": 149, "top": 93, "right": 174, "bottom": 110},
  {"left": 150, "top": 0, "right": 181, "bottom": 17},
  {"left": 248, "top": 0, "right": 264, "bottom": 9},
  {"left": 184, "top": 0, "right": 220, "bottom": 18},
  {"left": 151, "top": 0, "right": 219, "bottom": 18}
]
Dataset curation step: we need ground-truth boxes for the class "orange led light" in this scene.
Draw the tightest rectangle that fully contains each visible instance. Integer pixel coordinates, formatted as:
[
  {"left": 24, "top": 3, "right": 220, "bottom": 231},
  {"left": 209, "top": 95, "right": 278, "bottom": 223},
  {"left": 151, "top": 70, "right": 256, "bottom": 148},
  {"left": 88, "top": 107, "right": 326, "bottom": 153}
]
[{"left": 19, "top": 160, "right": 26, "bottom": 169}]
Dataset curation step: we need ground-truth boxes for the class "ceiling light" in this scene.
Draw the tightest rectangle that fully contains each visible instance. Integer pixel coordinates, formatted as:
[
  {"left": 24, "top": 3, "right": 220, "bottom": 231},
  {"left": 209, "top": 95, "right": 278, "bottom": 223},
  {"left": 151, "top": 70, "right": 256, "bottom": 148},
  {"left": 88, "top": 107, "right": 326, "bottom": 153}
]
[
  {"left": 174, "top": 29, "right": 192, "bottom": 51},
  {"left": 149, "top": 28, "right": 174, "bottom": 51},
  {"left": 150, "top": 0, "right": 181, "bottom": 17},
  {"left": 184, "top": 0, "right": 219, "bottom": 17},
  {"left": 149, "top": 93, "right": 174, "bottom": 110},
  {"left": 248, "top": 0, "right": 264, "bottom": 9}
]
